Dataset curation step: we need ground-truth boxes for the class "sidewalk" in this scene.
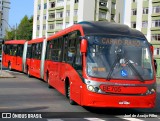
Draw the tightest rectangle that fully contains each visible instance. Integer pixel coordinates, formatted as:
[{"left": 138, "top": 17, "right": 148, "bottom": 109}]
[{"left": 0, "top": 70, "right": 15, "bottom": 78}]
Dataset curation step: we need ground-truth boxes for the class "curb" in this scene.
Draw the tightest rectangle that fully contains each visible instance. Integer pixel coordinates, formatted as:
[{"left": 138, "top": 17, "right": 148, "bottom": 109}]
[{"left": 0, "top": 70, "right": 15, "bottom": 78}]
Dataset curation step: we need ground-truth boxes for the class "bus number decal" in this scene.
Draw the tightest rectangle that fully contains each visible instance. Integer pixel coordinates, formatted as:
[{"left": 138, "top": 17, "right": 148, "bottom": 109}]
[{"left": 100, "top": 85, "right": 122, "bottom": 93}]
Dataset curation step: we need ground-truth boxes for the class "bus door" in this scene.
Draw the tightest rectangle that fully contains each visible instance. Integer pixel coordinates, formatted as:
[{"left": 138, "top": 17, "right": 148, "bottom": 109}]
[
  {"left": 32, "top": 43, "right": 42, "bottom": 78},
  {"left": 63, "top": 31, "right": 82, "bottom": 104},
  {"left": 30, "top": 44, "right": 37, "bottom": 77},
  {"left": 45, "top": 40, "right": 58, "bottom": 88},
  {"left": 10, "top": 44, "right": 18, "bottom": 69},
  {"left": 57, "top": 37, "right": 66, "bottom": 93},
  {"left": 16, "top": 44, "right": 23, "bottom": 71},
  {"left": 2, "top": 44, "right": 8, "bottom": 67}
]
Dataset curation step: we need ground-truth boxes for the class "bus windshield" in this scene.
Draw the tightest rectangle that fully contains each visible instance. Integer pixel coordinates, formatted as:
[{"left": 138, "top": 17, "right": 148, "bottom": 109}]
[{"left": 86, "top": 35, "right": 154, "bottom": 81}]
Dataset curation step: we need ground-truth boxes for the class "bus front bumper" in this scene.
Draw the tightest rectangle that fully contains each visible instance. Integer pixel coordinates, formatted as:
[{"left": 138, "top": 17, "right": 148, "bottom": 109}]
[{"left": 81, "top": 89, "right": 156, "bottom": 108}]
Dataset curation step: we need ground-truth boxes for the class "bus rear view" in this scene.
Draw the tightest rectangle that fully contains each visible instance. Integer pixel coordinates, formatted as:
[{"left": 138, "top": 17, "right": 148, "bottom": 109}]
[{"left": 79, "top": 22, "right": 156, "bottom": 108}]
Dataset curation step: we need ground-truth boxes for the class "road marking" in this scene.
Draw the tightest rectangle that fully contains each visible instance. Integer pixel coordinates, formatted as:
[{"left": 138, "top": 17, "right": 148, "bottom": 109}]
[
  {"left": 122, "top": 118, "right": 144, "bottom": 121},
  {"left": 47, "top": 119, "right": 63, "bottom": 121},
  {"left": 84, "top": 118, "right": 105, "bottom": 121}
]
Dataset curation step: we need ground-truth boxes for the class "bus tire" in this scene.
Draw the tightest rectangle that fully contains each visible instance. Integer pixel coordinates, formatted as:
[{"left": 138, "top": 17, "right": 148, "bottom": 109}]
[
  {"left": 67, "top": 84, "right": 76, "bottom": 105},
  {"left": 27, "top": 68, "right": 31, "bottom": 77},
  {"left": 8, "top": 63, "right": 12, "bottom": 71},
  {"left": 47, "top": 73, "right": 52, "bottom": 89}
]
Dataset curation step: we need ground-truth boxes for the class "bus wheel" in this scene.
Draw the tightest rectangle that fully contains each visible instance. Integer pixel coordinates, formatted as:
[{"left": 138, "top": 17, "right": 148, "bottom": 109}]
[
  {"left": 27, "top": 69, "right": 31, "bottom": 77},
  {"left": 67, "top": 84, "right": 76, "bottom": 105},
  {"left": 47, "top": 73, "right": 52, "bottom": 89},
  {"left": 8, "top": 63, "right": 12, "bottom": 71}
]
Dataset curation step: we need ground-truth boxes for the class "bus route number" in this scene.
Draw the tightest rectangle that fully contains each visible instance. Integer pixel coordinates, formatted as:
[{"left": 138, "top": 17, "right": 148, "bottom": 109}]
[{"left": 101, "top": 85, "right": 122, "bottom": 93}]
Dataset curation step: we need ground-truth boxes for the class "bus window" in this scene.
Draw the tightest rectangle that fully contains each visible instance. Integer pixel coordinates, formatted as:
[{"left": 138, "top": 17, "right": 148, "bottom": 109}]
[
  {"left": 10, "top": 45, "right": 17, "bottom": 56},
  {"left": 66, "top": 31, "right": 81, "bottom": 64},
  {"left": 32, "top": 44, "right": 36, "bottom": 59},
  {"left": 86, "top": 35, "right": 153, "bottom": 80},
  {"left": 52, "top": 39, "right": 59, "bottom": 61},
  {"left": 67, "top": 38, "right": 76, "bottom": 63},
  {"left": 3, "top": 45, "right": 6, "bottom": 54},
  {"left": 27, "top": 44, "right": 32, "bottom": 58},
  {"left": 17, "top": 45, "right": 24, "bottom": 57},
  {"left": 46, "top": 41, "right": 52, "bottom": 60}
]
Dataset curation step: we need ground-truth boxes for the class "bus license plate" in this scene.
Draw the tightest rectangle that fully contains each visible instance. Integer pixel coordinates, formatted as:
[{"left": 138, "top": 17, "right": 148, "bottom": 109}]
[
  {"left": 100, "top": 85, "right": 122, "bottom": 93},
  {"left": 100, "top": 85, "right": 147, "bottom": 94}
]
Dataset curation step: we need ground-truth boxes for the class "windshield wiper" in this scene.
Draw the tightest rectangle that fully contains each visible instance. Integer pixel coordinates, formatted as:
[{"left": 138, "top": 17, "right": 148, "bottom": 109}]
[
  {"left": 106, "top": 54, "right": 120, "bottom": 81},
  {"left": 106, "top": 54, "right": 144, "bottom": 82},
  {"left": 124, "top": 57, "right": 144, "bottom": 82}
]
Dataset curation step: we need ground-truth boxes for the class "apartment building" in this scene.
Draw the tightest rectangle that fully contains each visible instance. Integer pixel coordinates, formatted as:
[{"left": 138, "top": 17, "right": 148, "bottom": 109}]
[
  {"left": 0, "top": 0, "right": 10, "bottom": 41},
  {"left": 32, "top": 0, "right": 119, "bottom": 39},
  {"left": 122, "top": 0, "right": 160, "bottom": 76}
]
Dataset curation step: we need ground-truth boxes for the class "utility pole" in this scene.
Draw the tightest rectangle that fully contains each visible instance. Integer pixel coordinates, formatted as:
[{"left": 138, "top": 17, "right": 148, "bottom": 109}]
[
  {"left": 0, "top": 40, "right": 4, "bottom": 75},
  {"left": 15, "top": 23, "right": 17, "bottom": 40}
]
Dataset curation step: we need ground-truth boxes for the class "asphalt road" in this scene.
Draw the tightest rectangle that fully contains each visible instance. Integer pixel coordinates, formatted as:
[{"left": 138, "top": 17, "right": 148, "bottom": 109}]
[{"left": 0, "top": 70, "right": 160, "bottom": 121}]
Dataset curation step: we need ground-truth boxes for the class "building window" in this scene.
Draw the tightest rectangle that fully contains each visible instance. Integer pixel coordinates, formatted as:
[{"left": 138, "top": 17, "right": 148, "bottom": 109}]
[
  {"left": 153, "top": 6, "right": 160, "bottom": 13},
  {"left": 38, "top": 4, "right": 41, "bottom": 10},
  {"left": 99, "top": 12, "right": 106, "bottom": 19},
  {"left": 75, "top": 0, "right": 79, "bottom": 3},
  {"left": 131, "top": 9, "right": 137, "bottom": 15},
  {"left": 74, "top": 9, "right": 78, "bottom": 16},
  {"left": 143, "top": 7, "right": 148, "bottom": 14},
  {"left": 56, "top": 23, "right": 62, "bottom": 29},
  {"left": 66, "top": 22, "right": 69, "bottom": 28},
  {"left": 37, "top": 25, "right": 40, "bottom": 30},
  {"left": 44, "top": 3, "right": 47, "bottom": 9},
  {"left": 154, "top": 48, "right": 160, "bottom": 55},
  {"left": 43, "top": 24, "right": 46, "bottom": 30},
  {"left": 50, "top": 2, "right": 55, "bottom": 8},
  {"left": 142, "top": 21, "right": 148, "bottom": 28},
  {"left": 131, "top": 22, "right": 136, "bottom": 28},
  {"left": 57, "top": 0, "right": 64, "bottom": 3},
  {"left": 49, "top": 24, "right": 54, "bottom": 30},
  {"left": 111, "top": 14, "right": 115, "bottom": 20},
  {"left": 112, "top": 2, "right": 116, "bottom": 9},
  {"left": 152, "top": 20, "right": 160, "bottom": 27},
  {"left": 43, "top": 14, "right": 46, "bottom": 20},
  {"left": 151, "top": 34, "right": 160, "bottom": 41},
  {"left": 37, "top": 15, "right": 40, "bottom": 20},
  {"left": 66, "top": 10, "right": 70, "bottom": 17},
  {"left": 56, "top": 12, "right": 63, "bottom": 18},
  {"left": 49, "top": 13, "right": 55, "bottom": 19},
  {"left": 99, "top": 1, "right": 107, "bottom": 7}
]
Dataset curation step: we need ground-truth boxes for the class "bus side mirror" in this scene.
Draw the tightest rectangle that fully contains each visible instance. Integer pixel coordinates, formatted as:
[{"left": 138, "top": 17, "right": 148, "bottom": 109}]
[{"left": 80, "top": 39, "right": 87, "bottom": 53}]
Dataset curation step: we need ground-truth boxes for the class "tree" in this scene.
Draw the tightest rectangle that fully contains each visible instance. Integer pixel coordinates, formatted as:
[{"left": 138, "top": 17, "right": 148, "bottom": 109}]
[
  {"left": 4, "top": 28, "right": 16, "bottom": 40},
  {"left": 5, "top": 15, "right": 33, "bottom": 40}
]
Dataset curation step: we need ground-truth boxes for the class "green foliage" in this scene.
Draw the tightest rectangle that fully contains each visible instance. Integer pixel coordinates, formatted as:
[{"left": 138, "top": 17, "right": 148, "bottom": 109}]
[
  {"left": 4, "top": 15, "right": 33, "bottom": 40},
  {"left": 4, "top": 29, "right": 16, "bottom": 40}
]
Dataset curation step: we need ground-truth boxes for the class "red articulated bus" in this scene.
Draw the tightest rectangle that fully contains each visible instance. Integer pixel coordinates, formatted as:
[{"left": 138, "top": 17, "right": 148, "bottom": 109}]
[
  {"left": 2, "top": 40, "right": 27, "bottom": 72},
  {"left": 3, "top": 21, "right": 157, "bottom": 108},
  {"left": 26, "top": 38, "right": 46, "bottom": 78},
  {"left": 44, "top": 21, "right": 156, "bottom": 108}
]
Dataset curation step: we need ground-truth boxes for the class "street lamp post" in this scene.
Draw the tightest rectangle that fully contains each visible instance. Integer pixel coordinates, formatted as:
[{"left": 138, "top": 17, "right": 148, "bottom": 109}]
[{"left": 0, "top": 40, "right": 4, "bottom": 75}]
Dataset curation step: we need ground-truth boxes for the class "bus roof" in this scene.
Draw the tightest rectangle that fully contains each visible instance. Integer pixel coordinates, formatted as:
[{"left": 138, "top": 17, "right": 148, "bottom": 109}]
[
  {"left": 5, "top": 40, "right": 26, "bottom": 45},
  {"left": 78, "top": 21, "right": 145, "bottom": 39},
  {"left": 28, "top": 38, "right": 44, "bottom": 44},
  {"left": 47, "top": 21, "right": 145, "bottom": 41}
]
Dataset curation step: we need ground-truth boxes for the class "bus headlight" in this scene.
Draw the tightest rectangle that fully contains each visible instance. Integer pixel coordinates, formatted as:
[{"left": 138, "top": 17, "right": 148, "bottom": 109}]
[
  {"left": 146, "top": 88, "right": 156, "bottom": 95},
  {"left": 87, "top": 85, "right": 100, "bottom": 93},
  {"left": 88, "top": 85, "right": 94, "bottom": 92}
]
